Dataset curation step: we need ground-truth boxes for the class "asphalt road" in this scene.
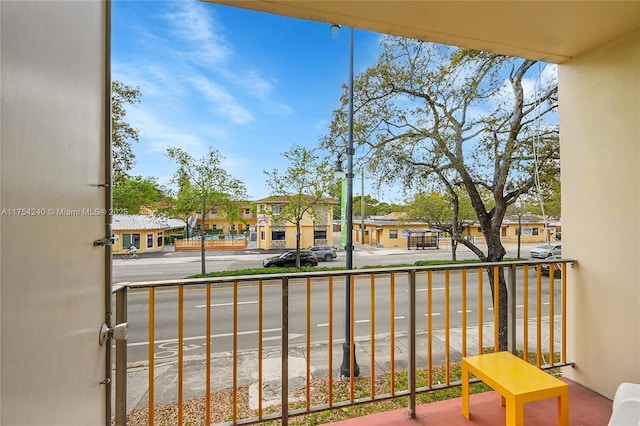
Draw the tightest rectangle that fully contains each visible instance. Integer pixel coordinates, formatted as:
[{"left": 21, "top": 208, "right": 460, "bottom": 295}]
[
  {"left": 121, "top": 261, "right": 560, "bottom": 364},
  {"left": 112, "top": 241, "right": 535, "bottom": 282}
]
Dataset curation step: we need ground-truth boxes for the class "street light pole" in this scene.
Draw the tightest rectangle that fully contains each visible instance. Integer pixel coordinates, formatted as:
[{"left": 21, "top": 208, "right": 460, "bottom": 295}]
[{"left": 332, "top": 24, "right": 359, "bottom": 378}]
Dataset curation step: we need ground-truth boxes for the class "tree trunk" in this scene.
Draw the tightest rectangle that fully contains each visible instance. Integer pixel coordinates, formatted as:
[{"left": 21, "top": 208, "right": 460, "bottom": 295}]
[
  {"left": 295, "top": 221, "right": 301, "bottom": 268},
  {"left": 484, "top": 226, "right": 508, "bottom": 351}
]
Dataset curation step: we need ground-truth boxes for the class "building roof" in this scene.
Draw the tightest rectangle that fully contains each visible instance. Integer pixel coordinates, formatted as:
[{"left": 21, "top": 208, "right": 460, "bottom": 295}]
[
  {"left": 254, "top": 195, "right": 338, "bottom": 205},
  {"left": 112, "top": 214, "right": 185, "bottom": 231}
]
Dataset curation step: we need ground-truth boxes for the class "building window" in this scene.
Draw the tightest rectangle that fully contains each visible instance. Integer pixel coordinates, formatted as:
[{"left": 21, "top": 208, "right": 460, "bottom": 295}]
[
  {"left": 272, "top": 230, "right": 285, "bottom": 240},
  {"left": 210, "top": 208, "right": 217, "bottom": 215},
  {"left": 314, "top": 230, "right": 327, "bottom": 240},
  {"left": 245, "top": 208, "right": 250, "bottom": 215},
  {"left": 147, "top": 233, "right": 154, "bottom": 248},
  {"left": 261, "top": 231, "right": 265, "bottom": 240},
  {"left": 157, "top": 232, "right": 163, "bottom": 247},
  {"left": 532, "top": 228, "right": 539, "bottom": 235},
  {"left": 211, "top": 224, "right": 217, "bottom": 230},
  {"left": 123, "top": 233, "right": 140, "bottom": 249},
  {"left": 272, "top": 205, "right": 283, "bottom": 214},
  {"left": 389, "top": 229, "right": 398, "bottom": 239}
]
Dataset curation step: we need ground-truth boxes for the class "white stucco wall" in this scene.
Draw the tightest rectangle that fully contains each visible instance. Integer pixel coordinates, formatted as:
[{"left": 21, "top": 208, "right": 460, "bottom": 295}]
[
  {"left": 560, "top": 29, "right": 640, "bottom": 398},
  {"left": 1, "top": 1, "right": 109, "bottom": 424}
]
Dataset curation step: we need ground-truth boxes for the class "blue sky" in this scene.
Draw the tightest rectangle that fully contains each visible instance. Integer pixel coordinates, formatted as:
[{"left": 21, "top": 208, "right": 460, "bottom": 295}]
[{"left": 111, "top": 0, "right": 385, "bottom": 201}]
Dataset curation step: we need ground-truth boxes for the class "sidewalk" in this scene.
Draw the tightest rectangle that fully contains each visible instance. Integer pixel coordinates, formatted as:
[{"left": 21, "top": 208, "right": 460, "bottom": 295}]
[{"left": 120, "top": 316, "right": 564, "bottom": 414}]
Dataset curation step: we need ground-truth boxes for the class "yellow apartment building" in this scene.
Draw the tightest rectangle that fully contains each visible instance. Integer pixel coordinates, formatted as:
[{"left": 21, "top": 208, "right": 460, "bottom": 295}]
[
  {"left": 255, "top": 196, "right": 336, "bottom": 250},
  {"left": 192, "top": 203, "right": 257, "bottom": 235},
  {"left": 357, "top": 213, "right": 441, "bottom": 249},
  {"left": 111, "top": 215, "right": 186, "bottom": 254},
  {"left": 463, "top": 215, "right": 560, "bottom": 244}
]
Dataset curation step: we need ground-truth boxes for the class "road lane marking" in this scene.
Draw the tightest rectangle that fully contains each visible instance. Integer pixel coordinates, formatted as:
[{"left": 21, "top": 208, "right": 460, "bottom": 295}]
[
  {"left": 316, "top": 316, "right": 405, "bottom": 328},
  {"left": 196, "top": 301, "right": 258, "bottom": 308},
  {"left": 128, "top": 327, "right": 281, "bottom": 347}
]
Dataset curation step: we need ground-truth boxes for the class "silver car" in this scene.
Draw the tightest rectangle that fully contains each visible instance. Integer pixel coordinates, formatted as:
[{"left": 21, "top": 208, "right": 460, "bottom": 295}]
[
  {"left": 309, "top": 245, "right": 338, "bottom": 262},
  {"left": 529, "top": 244, "right": 561, "bottom": 259}
]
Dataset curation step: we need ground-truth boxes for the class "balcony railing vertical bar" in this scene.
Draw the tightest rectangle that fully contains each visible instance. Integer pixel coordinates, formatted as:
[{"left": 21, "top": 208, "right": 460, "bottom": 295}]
[
  {"left": 148, "top": 287, "right": 155, "bottom": 426},
  {"left": 328, "top": 276, "right": 333, "bottom": 407},
  {"left": 493, "top": 266, "right": 499, "bottom": 352},
  {"left": 536, "top": 265, "right": 543, "bottom": 368},
  {"left": 233, "top": 281, "right": 238, "bottom": 424},
  {"left": 461, "top": 269, "right": 467, "bottom": 357},
  {"left": 508, "top": 265, "right": 517, "bottom": 354},
  {"left": 427, "top": 270, "right": 433, "bottom": 389},
  {"left": 206, "top": 283, "right": 212, "bottom": 426},
  {"left": 407, "top": 270, "right": 417, "bottom": 419},
  {"left": 477, "top": 267, "right": 484, "bottom": 355},
  {"left": 370, "top": 273, "right": 376, "bottom": 399},
  {"left": 561, "top": 265, "right": 567, "bottom": 364},
  {"left": 549, "top": 273, "right": 555, "bottom": 365},
  {"left": 390, "top": 272, "right": 396, "bottom": 395},
  {"left": 258, "top": 279, "right": 263, "bottom": 419},
  {"left": 444, "top": 269, "right": 450, "bottom": 385},
  {"left": 281, "top": 277, "right": 289, "bottom": 426},
  {"left": 178, "top": 285, "right": 184, "bottom": 426},
  {"left": 115, "top": 286, "right": 127, "bottom": 426},
  {"left": 306, "top": 277, "right": 311, "bottom": 411},
  {"left": 524, "top": 265, "right": 529, "bottom": 361}
]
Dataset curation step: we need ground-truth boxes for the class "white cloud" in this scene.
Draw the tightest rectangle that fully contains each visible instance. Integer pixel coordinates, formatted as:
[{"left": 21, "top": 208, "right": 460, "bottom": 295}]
[
  {"left": 188, "top": 75, "right": 253, "bottom": 124},
  {"left": 163, "top": 1, "right": 231, "bottom": 65}
]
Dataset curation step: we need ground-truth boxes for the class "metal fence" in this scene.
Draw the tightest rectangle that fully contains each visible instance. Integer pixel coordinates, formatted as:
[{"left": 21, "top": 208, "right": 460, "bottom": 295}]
[{"left": 112, "top": 258, "right": 573, "bottom": 425}]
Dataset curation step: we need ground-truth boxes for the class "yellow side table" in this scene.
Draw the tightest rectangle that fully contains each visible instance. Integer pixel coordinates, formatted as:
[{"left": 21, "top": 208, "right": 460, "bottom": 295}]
[{"left": 462, "top": 351, "right": 569, "bottom": 426}]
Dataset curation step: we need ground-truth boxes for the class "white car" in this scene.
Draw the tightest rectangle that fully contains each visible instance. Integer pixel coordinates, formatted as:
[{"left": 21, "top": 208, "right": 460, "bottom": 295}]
[{"left": 529, "top": 244, "right": 562, "bottom": 259}]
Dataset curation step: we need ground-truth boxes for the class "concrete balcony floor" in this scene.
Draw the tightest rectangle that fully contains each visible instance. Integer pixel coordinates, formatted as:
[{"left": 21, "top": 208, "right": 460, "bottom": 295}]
[{"left": 332, "top": 379, "right": 612, "bottom": 426}]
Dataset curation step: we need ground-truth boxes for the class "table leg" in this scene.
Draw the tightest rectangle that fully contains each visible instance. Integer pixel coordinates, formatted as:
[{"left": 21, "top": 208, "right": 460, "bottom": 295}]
[
  {"left": 506, "top": 399, "right": 524, "bottom": 426},
  {"left": 462, "top": 363, "right": 470, "bottom": 419},
  {"left": 558, "top": 390, "right": 569, "bottom": 426}
]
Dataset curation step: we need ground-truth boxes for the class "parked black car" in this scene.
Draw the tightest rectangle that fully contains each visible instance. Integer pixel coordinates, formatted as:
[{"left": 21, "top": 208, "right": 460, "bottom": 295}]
[{"left": 262, "top": 250, "right": 318, "bottom": 268}]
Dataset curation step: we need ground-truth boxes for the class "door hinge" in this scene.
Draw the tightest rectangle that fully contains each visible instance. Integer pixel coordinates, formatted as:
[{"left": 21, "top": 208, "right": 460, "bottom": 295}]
[{"left": 94, "top": 237, "right": 114, "bottom": 246}]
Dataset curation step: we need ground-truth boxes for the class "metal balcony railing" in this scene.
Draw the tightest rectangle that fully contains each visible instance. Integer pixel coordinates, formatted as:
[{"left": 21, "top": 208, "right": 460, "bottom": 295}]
[{"left": 112, "top": 258, "right": 574, "bottom": 426}]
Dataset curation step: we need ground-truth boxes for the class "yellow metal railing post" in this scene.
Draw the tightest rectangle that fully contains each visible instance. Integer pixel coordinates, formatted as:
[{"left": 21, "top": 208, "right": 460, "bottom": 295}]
[
  {"left": 148, "top": 287, "right": 154, "bottom": 426},
  {"left": 178, "top": 286, "right": 184, "bottom": 425},
  {"left": 445, "top": 269, "right": 450, "bottom": 384},
  {"left": 390, "top": 272, "right": 395, "bottom": 395},
  {"left": 462, "top": 269, "right": 467, "bottom": 357},
  {"left": 206, "top": 283, "right": 211, "bottom": 425},
  {"left": 258, "top": 280, "right": 264, "bottom": 418},
  {"left": 493, "top": 266, "right": 499, "bottom": 353},
  {"left": 427, "top": 270, "right": 433, "bottom": 388},
  {"left": 370, "top": 273, "right": 376, "bottom": 399},
  {"left": 523, "top": 265, "right": 529, "bottom": 361}
]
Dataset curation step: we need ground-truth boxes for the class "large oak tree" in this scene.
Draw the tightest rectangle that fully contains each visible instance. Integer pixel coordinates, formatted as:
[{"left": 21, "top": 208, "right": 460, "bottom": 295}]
[{"left": 323, "top": 37, "right": 559, "bottom": 350}]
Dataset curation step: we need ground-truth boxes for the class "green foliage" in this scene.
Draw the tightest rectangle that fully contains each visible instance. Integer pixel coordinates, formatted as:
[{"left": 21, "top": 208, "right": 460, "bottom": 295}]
[
  {"left": 186, "top": 266, "right": 333, "bottom": 279},
  {"left": 263, "top": 145, "right": 336, "bottom": 265},
  {"left": 112, "top": 175, "right": 167, "bottom": 214},
  {"left": 322, "top": 37, "right": 559, "bottom": 266},
  {"left": 111, "top": 81, "right": 141, "bottom": 183},
  {"left": 166, "top": 146, "right": 248, "bottom": 274},
  {"left": 350, "top": 195, "right": 405, "bottom": 219},
  {"left": 404, "top": 190, "right": 476, "bottom": 233}
]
